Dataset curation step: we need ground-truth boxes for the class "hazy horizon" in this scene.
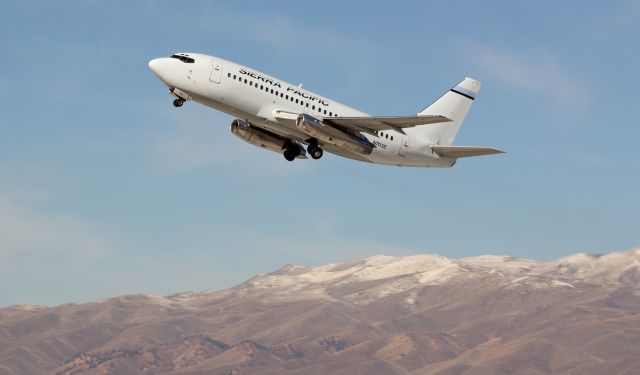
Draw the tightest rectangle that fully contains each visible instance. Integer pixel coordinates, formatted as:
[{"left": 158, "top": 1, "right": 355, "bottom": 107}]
[{"left": 1, "top": 1, "right": 639, "bottom": 306}]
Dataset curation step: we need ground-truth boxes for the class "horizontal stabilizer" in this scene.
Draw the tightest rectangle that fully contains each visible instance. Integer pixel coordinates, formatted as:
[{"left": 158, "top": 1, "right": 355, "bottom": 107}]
[{"left": 432, "top": 146, "right": 504, "bottom": 158}]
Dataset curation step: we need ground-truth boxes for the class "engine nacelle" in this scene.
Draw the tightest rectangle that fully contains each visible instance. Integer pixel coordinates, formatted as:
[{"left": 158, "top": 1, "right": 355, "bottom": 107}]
[
  {"left": 296, "top": 114, "right": 373, "bottom": 155},
  {"left": 230, "top": 119, "right": 286, "bottom": 154},
  {"left": 230, "top": 119, "right": 306, "bottom": 157}
]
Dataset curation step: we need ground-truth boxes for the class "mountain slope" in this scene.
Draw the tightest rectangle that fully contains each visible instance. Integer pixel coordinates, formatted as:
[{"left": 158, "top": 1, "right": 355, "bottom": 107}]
[{"left": 1, "top": 249, "right": 640, "bottom": 374}]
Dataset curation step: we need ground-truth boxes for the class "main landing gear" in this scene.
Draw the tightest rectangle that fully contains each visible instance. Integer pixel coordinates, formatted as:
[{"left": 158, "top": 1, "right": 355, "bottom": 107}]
[
  {"left": 173, "top": 98, "right": 185, "bottom": 107},
  {"left": 283, "top": 140, "right": 302, "bottom": 161},
  {"left": 307, "top": 144, "right": 324, "bottom": 160},
  {"left": 282, "top": 140, "right": 324, "bottom": 161},
  {"left": 283, "top": 148, "right": 299, "bottom": 161}
]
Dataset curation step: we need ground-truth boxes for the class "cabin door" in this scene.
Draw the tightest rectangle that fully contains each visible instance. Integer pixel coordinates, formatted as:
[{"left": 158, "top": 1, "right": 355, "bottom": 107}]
[{"left": 210, "top": 59, "right": 222, "bottom": 83}]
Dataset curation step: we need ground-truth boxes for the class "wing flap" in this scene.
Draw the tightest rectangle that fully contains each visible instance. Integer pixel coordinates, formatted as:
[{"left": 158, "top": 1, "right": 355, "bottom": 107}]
[
  {"left": 325, "top": 115, "right": 451, "bottom": 134},
  {"left": 271, "top": 110, "right": 451, "bottom": 136},
  {"left": 432, "top": 146, "right": 504, "bottom": 158}
]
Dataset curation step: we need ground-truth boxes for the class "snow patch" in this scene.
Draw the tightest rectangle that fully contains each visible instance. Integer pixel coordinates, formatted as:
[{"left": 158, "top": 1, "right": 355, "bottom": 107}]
[
  {"left": 551, "top": 249, "right": 640, "bottom": 282},
  {"left": 552, "top": 280, "right": 575, "bottom": 288},
  {"left": 5, "top": 304, "right": 47, "bottom": 311},
  {"left": 142, "top": 294, "right": 178, "bottom": 307},
  {"left": 405, "top": 291, "right": 418, "bottom": 305},
  {"left": 240, "top": 248, "right": 640, "bottom": 305},
  {"left": 511, "top": 276, "right": 530, "bottom": 284},
  {"left": 459, "top": 255, "right": 541, "bottom": 274},
  {"left": 417, "top": 265, "right": 460, "bottom": 285}
]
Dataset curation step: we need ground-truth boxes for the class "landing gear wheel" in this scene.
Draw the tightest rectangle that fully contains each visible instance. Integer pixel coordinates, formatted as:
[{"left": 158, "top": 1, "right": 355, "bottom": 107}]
[
  {"left": 283, "top": 148, "right": 297, "bottom": 161},
  {"left": 173, "top": 98, "right": 185, "bottom": 107},
  {"left": 307, "top": 144, "right": 317, "bottom": 154},
  {"left": 309, "top": 146, "right": 323, "bottom": 160}
]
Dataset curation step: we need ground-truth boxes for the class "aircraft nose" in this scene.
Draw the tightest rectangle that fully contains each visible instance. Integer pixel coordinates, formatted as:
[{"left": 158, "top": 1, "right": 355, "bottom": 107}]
[
  {"left": 148, "top": 58, "right": 163, "bottom": 75},
  {"left": 148, "top": 57, "right": 174, "bottom": 82}
]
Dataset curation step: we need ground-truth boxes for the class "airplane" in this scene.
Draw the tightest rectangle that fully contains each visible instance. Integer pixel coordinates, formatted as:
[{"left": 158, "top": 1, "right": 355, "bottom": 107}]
[{"left": 148, "top": 53, "right": 503, "bottom": 167}]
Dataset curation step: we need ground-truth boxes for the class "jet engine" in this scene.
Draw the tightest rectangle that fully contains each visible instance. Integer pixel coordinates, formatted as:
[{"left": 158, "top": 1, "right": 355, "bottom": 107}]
[
  {"left": 230, "top": 119, "right": 306, "bottom": 158},
  {"left": 296, "top": 114, "right": 373, "bottom": 155}
]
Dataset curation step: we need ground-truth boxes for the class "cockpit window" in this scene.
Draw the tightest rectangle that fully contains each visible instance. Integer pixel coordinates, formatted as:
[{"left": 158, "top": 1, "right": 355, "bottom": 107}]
[{"left": 170, "top": 54, "right": 195, "bottom": 63}]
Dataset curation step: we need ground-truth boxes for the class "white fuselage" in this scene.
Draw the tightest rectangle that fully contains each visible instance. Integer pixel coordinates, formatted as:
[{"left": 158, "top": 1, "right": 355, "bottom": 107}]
[{"left": 149, "top": 53, "right": 457, "bottom": 167}]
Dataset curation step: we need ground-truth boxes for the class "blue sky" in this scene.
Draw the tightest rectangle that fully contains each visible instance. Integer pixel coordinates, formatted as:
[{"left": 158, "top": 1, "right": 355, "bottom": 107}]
[{"left": 1, "top": 1, "right": 639, "bottom": 306}]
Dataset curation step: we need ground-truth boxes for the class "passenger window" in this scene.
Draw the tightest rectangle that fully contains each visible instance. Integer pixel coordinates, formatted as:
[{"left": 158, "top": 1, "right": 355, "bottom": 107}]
[
  {"left": 260, "top": 85, "right": 264, "bottom": 90},
  {"left": 391, "top": 136, "right": 394, "bottom": 140},
  {"left": 306, "top": 103, "right": 309, "bottom": 108},
  {"left": 280, "top": 93, "right": 284, "bottom": 97},
  {"left": 312, "top": 105, "right": 315, "bottom": 110},
  {"left": 295, "top": 99, "right": 299, "bottom": 104},
  {"left": 270, "top": 89, "right": 274, "bottom": 94},
  {"left": 323, "top": 109, "right": 327, "bottom": 115},
  {"left": 244, "top": 79, "right": 247, "bottom": 84},
  {"left": 233, "top": 74, "right": 236, "bottom": 80}
]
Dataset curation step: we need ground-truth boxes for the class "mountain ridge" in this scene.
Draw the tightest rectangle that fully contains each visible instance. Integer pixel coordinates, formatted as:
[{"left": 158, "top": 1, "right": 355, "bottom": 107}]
[{"left": 2, "top": 249, "right": 639, "bottom": 374}]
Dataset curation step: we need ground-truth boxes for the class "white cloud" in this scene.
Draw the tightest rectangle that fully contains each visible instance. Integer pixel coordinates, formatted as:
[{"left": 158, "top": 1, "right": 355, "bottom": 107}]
[{"left": 461, "top": 41, "right": 589, "bottom": 107}]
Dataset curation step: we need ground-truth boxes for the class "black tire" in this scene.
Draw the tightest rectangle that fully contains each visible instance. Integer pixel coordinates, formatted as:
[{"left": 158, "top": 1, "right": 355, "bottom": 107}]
[
  {"left": 173, "top": 98, "right": 184, "bottom": 107},
  {"left": 310, "top": 147, "right": 323, "bottom": 160},
  {"left": 283, "top": 149, "right": 297, "bottom": 161}
]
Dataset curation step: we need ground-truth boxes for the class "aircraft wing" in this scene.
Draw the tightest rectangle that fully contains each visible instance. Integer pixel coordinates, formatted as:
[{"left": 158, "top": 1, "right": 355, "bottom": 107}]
[
  {"left": 431, "top": 146, "right": 505, "bottom": 158},
  {"left": 270, "top": 110, "right": 450, "bottom": 135},
  {"left": 324, "top": 115, "right": 451, "bottom": 135}
]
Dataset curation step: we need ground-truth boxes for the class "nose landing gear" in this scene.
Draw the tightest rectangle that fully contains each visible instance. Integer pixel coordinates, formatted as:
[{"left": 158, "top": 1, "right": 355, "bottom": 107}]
[{"left": 170, "top": 88, "right": 190, "bottom": 108}]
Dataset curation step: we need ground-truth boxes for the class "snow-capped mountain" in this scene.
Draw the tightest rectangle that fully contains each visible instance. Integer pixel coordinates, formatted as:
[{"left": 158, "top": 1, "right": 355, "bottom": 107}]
[
  {"left": 240, "top": 250, "right": 640, "bottom": 303},
  {"left": 2, "top": 249, "right": 640, "bottom": 374}
]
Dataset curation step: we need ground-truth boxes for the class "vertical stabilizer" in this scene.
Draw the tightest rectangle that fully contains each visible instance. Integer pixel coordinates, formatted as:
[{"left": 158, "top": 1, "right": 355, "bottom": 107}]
[{"left": 415, "top": 78, "right": 480, "bottom": 145}]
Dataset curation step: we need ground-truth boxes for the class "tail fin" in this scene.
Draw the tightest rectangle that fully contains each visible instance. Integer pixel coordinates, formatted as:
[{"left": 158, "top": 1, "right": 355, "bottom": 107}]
[{"left": 415, "top": 77, "right": 481, "bottom": 146}]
